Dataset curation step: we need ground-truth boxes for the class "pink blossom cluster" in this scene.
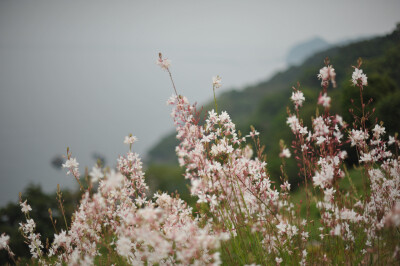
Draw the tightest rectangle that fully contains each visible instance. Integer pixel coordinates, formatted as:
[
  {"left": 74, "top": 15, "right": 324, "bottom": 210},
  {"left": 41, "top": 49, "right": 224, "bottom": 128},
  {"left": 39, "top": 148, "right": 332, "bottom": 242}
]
[
  {"left": 15, "top": 140, "right": 223, "bottom": 265},
  {"left": 0, "top": 233, "right": 14, "bottom": 261},
  {"left": 287, "top": 63, "right": 400, "bottom": 262},
  {"left": 168, "top": 94, "right": 314, "bottom": 261},
  {"left": 170, "top": 94, "right": 278, "bottom": 217}
]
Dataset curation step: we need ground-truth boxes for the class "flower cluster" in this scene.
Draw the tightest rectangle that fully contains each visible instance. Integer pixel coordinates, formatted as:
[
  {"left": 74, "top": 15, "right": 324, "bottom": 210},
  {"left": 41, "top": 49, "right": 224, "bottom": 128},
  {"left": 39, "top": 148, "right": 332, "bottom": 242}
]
[
  {"left": 18, "top": 202, "right": 44, "bottom": 261},
  {"left": 12, "top": 134, "right": 223, "bottom": 265},
  {"left": 0, "top": 233, "right": 14, "bottom": 261},
  {"left": 287, "top": 62, "right": 400, "bottom": 263},
  {"left": 168, "top": 87, "right": 316, "bottom": 263}
]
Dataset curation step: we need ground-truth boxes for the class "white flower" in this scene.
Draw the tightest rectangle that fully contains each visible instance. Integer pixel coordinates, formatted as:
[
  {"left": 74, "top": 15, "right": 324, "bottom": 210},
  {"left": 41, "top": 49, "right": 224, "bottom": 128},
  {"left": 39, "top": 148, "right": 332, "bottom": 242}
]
[
  {"left": 246, "top": 130, "right": 260, "bottom": 138},
  {"left": 335, "top": 115, "right": 344, "bottom": 126},
  {"left": 89, "top": 166, "right": 104, "bottom": 183},
  {"left": 351, "top": 68, "right": 368, "bottom": 86},
  {"left": 197, "top": 193, "right": 207, "bottom": 204},
  {"left": 340, "top": 209, "right": 360, "bottom": 222},
  {"left": 20, "top": 200, "right": 32, "bottom": 214},
  {"left": 316, "top": 136, "right": 326, "bottom": 145},
  {"left": 62, "top": 157, "right": 80, "bottom": 176},
  {"left": 324, "top": 187, "right": 335, "bottom": 202},
  {"left": 332, "top": 224, "right": 341, "bottom": 236},
  {"left": 219, "top": 111, "right": 230, "bottom": 122},
  {"left": 242, "top": 145, "right": 254, "bottom": 159},
  {"left": 349, "top": 129, "right": 368, "bottom": 147},
  {"left": 276, "top": 221, "right": 287, "bottom": 234},
  {"left": 135, "top": 197, "right": 147, "bottom": 207},
  {"left": 359, "top": 153, "right": 372, "bottom": 163},
  {"left": 385, "top": 201, "right": 400, "bottom": 227},
  {"left": 212, "top": 75, "right": 222, "bottom": 89},
  {"left": 53, "top": 230, "right": 69, "bottom": 248},
  {"left": 116, "top": 236, "right": 133, "bottom": 258},
  {"left": 302, "top": 249, "right": 307, "bottom": 257},
  {"left": 388, "top": 136, "right": 396, "bottom": 145},
  {"left": 372, "top": 124, "right": 385, "bottom": 139},
  {"left": 318, "top": 93, "right": 331, "bottom": 108},
  {"left": 290, "top": 91, "right": 305, "bottom": 107},
  {"left": 299, "top": 126, "right": 308, "bottom": 135},
  {"left": 339, "top": 150, "right": 347, "bottom": 160},
  {"left": 312, "top": 161, "right": 334, "bottom": 188},
  {"left": 286, "top": 115, "right": 300, "bottom": 133},
  {"left": 317, "top": 65, "right": 336, "bottom": 87},
  {"left": 156, "top": 54, "right": 171, "bottom": 70},
  {"left": 0, "top": 234, "right": 10, "bottom": 249},
  {"left": 279, "top": 148, "right": 291, "bottom": 158},
  {"left": 104, "top": 170, "right": 125, "bottom": 190},
  {"left": 62, "top": 157, "right": 79, "bottom": 169},
  {"left": 155, "top": 192, "right": 173, "bottom": 208},
  {"left": 275, "top": 257, "right": 283, "bottom": 264},
  {"left": 301, "top": 231, "right": 309, "bottom": 240},
  {"left": 124, "top": 135, "right": 138, "bottom": 145},
  {"left": 207, "top": 194, "right": 218, "bottom": 206},
  {"left": 280, "top": 181, "right": 291, "bottom": 191}
]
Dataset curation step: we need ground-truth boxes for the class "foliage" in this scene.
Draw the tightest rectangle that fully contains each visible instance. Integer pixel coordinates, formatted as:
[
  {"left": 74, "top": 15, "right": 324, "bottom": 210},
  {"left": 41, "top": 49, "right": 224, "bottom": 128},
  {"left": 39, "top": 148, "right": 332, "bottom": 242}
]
[{"left": 0, "top": 185, "right": 80, "bottom": 264}]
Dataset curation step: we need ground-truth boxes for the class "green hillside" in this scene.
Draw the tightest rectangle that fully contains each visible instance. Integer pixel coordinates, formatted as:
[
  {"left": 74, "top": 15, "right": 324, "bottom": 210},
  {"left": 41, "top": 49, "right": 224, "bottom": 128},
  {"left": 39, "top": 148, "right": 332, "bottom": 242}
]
[{"left": 146, "top": 24, "right": 400, "bottom": 190}]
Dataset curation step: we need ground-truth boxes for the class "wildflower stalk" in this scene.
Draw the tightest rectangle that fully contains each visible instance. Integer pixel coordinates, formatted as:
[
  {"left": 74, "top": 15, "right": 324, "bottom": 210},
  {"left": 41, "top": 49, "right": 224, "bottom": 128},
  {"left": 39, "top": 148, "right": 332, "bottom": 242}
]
[
  {"left": 48, "top": 208, "right": 58, "bottom": 234},
  {"left": 56, "top": 184, "right": 69, "bottom": 231},
  {"left": 167, "top": 68, "right": 178, "bottom": 97},
  {"left": 213, "top": 85, "right": 218, "bottom": 114},
  {"left": 158, "top": 52, "right": 178, "bottom": 96}
]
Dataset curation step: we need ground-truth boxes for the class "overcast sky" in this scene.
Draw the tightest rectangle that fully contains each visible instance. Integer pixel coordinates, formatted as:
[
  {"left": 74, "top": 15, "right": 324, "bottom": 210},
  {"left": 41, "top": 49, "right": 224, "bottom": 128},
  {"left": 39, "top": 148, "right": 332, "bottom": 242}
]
[{"left": 0, "top": 0, "right": 399, "bottom": 205}]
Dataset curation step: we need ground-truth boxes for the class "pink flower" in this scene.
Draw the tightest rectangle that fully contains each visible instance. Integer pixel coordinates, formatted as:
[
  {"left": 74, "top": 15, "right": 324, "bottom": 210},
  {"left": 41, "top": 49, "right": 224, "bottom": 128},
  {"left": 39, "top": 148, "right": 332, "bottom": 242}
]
[
  {"left": 156, "top": 53, "right": 171, "bottom": 70},
  {"left": 20, "top": 200, "right": 32, "bottom": 214},
  {"left": 280, "top": 148, "right": 291, "bottom": 158},
  {"left": 318, "top": 93, "right": 331, "bottom": 108},
  {"left": 213, "top": 75, "right": 222, "bottom": 89},
  {"left": 62, "top": 157, "right": 80, "bottom": 176},
  {"left": 124, "top": 135, "right": 138, "bottom": 145},
  {"left": 317, "top": 65, "right": 336, "bottom": 87},
  {"left": 0, "top": 234, "right": 10, "bottom": 250},
  {"left": 351, "top": 68, "right": 368, "bottom": 86},
  {"left": 291, "top": 91, "right": 305, "bottom": 108}
]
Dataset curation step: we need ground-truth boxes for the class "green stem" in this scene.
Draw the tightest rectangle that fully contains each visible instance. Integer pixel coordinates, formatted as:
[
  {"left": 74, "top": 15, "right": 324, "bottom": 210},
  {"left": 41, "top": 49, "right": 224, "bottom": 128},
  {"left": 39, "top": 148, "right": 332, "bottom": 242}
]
[{"left": 213, "top": 86, "right": 218, "bottom": 114}]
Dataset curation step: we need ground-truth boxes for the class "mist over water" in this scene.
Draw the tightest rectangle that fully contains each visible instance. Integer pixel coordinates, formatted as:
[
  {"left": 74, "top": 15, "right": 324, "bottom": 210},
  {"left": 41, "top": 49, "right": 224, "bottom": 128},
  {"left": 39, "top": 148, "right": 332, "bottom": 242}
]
[{"left": 0, "top": 0, "right": 399, "bottom": 205}]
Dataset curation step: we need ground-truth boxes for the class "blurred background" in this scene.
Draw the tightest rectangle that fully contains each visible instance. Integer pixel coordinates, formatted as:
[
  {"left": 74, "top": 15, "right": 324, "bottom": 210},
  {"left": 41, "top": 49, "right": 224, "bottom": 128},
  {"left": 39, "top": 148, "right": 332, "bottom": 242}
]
[
  {"left": 1, "top": 0, "right": 399, "bottom": 205},
  {"left": 0, "top": 1, "right": 400, "bottom": 260}
]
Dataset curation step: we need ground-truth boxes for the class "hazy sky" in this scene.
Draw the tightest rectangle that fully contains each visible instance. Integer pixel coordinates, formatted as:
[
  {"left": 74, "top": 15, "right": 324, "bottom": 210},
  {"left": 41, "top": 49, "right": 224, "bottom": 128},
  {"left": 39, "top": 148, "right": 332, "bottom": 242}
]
[{"left": 0, "top": 0, "right": 399, "bottom": 205}]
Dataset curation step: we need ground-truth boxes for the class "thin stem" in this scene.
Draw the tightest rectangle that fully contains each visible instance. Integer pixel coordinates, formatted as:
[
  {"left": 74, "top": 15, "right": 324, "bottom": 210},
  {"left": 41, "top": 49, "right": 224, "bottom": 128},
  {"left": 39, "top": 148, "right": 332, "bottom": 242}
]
[
  {"left": 48, "top": 208, "right": 58, "bottom": 234},
  {"left": 56, "top": 185, "right": 69, "bottom": 232},
  {"left": 213, "top": 86, "right": 218, "bottom": 114},
  {"left": 167, "top": 68, "right": 178, "bottom": 96}
]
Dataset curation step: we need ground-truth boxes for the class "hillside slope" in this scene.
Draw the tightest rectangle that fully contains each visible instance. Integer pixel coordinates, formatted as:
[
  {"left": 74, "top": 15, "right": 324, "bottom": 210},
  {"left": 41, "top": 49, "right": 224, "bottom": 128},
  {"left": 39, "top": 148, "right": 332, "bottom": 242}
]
[{"left": 147, "top": 24, "right": 400, "bottom": 184}]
